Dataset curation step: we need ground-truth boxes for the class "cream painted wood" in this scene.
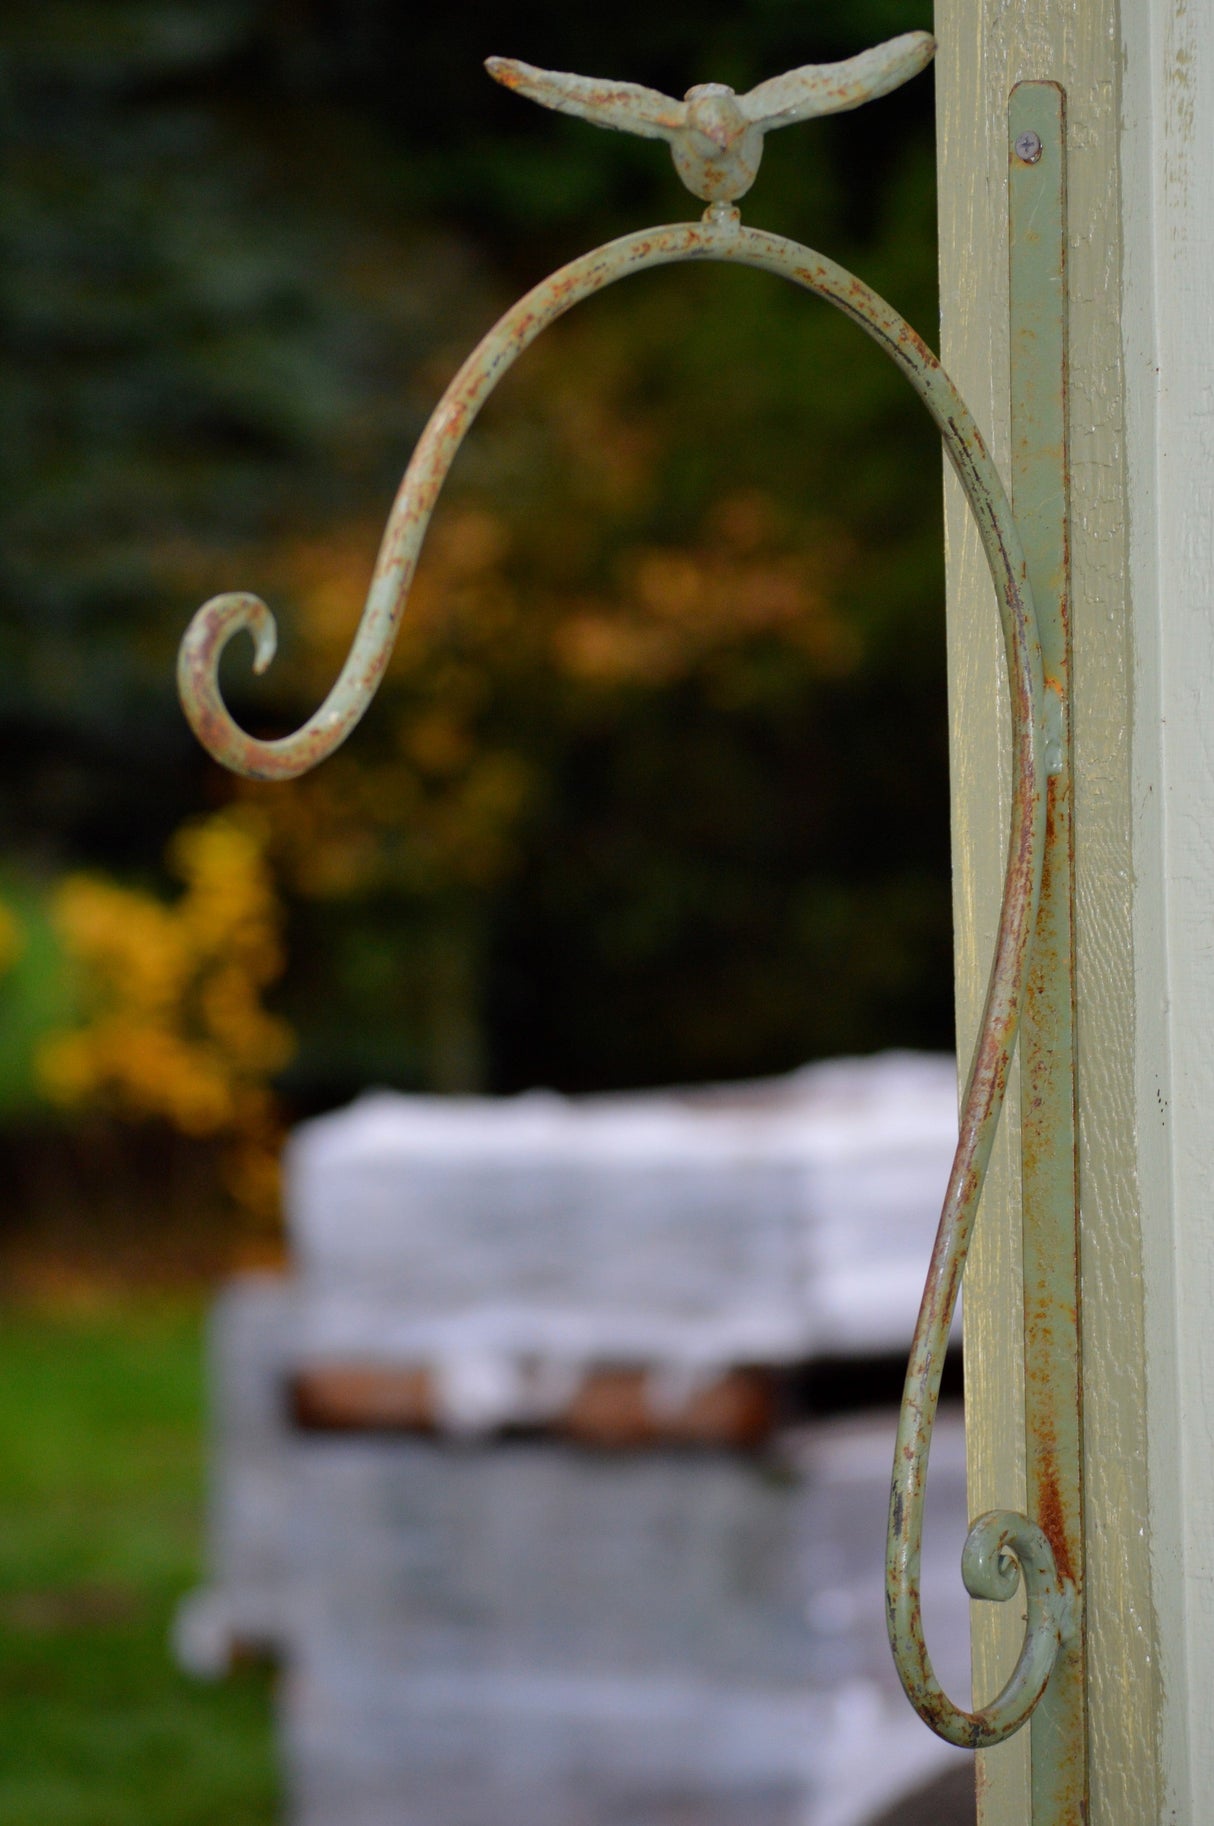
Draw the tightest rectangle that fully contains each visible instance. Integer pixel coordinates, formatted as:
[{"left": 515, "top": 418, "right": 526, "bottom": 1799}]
[
  {"left": 1123, "top": 1, "right": 1214, "bottom": 1819},
  {"left": 936, "top": 4, "right": 1165, "bottom": 1821}
]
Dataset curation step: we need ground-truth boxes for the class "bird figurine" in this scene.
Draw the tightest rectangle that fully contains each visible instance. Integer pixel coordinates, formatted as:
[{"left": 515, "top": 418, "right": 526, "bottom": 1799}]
[{"left": 486, "top": 33, "right": 935, "bottom": 207}]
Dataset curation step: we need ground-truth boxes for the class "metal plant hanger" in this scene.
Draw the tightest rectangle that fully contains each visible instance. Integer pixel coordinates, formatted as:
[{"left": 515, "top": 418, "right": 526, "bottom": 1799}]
[{"left": 178, "top": 36, "right": 1084, "bottom": 1822}]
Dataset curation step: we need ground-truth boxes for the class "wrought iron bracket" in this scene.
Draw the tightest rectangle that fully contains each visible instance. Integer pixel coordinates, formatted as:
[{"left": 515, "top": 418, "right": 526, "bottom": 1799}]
[
  {"left": 175, "top": 49, "right": 1085, "bottom": 1825},
  {"left": 884, "top": 79, "right": 1084, "bottom": 1819}
]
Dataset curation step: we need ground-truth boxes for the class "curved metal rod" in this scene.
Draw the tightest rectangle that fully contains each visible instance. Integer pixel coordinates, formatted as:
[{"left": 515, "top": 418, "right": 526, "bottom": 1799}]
[{"left": 177, "top": 214, "right": 1058, "bottom": 1742}]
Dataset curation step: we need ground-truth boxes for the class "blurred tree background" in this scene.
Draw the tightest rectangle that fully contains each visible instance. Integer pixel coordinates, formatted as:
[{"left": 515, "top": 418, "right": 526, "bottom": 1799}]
[
  {"left": 0, "top": 6, "right": 946, "bottom": 1816},
  {"left": 0, "top": 0, "right": 947, "bottom": 1260}
]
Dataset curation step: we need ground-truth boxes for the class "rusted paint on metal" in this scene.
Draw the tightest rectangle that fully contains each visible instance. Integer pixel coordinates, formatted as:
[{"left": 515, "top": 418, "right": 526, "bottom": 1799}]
[
  {"left": 175, "top": 42, "right": 1084, "bottom": 1790},
  {"left": 883, "top": 85, "right": 1085, "bottom": 1764},
  {"left": 485, "top": 35, "right": 935, "bottom": 203},
  {"left": 178, "top": 211, "right": 1041, "bottom": 804},
  {"left": 1010, "top": 80, "right": 1088, "bottom": 1826}
]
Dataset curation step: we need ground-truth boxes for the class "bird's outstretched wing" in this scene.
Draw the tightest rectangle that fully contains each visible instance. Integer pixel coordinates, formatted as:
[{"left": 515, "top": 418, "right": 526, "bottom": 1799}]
[
  {"left": 486, "top": 58, "right": 686, "bottom": 142},
  {"left": 739, "top": 31, "right": 935, "bottom": 130}
]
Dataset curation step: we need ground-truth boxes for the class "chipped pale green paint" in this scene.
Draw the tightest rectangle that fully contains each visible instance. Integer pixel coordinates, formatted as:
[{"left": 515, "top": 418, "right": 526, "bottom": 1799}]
[
  {"left": 484, "top": 33, "right": 935, "bottom": 204},
  {"left": 175, "top": 38, "right": 1083, "bottom": 1802},
  {"left": 884, "top": 83, "right": 1082, "bottom": 1775},
  {"left": 1010, "top": 80, "right": 1087, "bottom": 1826}
]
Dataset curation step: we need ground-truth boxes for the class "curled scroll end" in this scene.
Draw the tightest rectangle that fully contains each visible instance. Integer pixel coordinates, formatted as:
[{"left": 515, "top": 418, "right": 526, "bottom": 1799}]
[
  {"left": 961, "top": 1507, "right": 1061, "bottom": 1607},
  {"left": 180, "top": 590, "right": 277, "bottom": 685},
  {"left": 177, "top": 591, "right": 285, "bottom": 780},
  {"left": 250, "top": 605, "right": 277, "bottom": 674},
  {"left": 178, "top": 590, "right": 370, "bottom": 782}
]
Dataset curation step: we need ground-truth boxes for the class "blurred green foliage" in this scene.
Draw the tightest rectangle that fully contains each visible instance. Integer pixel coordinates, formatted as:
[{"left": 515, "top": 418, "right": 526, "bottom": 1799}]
[
  {"left": 0, "top": 0, "right": 948, "bottom": 1111},
  {"left": 0, "top": 1302, "right": 277, "bottom": 1823},
  {"left": 0, "top": 876, "right": 76, "bottom": 1118}
]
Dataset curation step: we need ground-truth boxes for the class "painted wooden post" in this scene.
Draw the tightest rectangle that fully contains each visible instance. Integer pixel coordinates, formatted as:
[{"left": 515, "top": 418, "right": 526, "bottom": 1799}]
[
  {"left": 1124, "top": 3, "right": 1214, "bottom": 1819},
  {"left": 938, "top": 2, "right": 1214, "bottom": 1819}
]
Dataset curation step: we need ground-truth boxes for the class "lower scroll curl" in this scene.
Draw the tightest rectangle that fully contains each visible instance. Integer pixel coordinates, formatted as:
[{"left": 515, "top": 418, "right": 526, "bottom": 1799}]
[
  {"left": 960, "top": 1509, "right": 1075, "bottom": 1740},
  {"left": 887, "top": 1504, "right": 1072, "bottom": 1750}
]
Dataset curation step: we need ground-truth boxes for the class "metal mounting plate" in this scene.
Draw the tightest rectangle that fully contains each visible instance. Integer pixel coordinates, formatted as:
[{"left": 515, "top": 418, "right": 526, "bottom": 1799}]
[{"left": 1009, "top": 77, "right": 1087, "bottom": 1826}]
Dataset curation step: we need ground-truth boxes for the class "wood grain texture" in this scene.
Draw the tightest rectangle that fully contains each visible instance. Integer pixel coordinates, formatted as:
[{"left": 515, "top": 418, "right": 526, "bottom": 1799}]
[
  {"left": 1123, "top": 1, "right": 1214, "bottom": 1817},
  {"left": 936, "top": 3, "right": 1165, "bottom": 1821}
]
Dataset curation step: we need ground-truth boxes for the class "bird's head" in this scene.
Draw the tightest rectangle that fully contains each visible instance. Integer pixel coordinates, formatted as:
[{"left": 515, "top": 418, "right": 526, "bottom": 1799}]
[{"left": 683, "top": 83, "right": 745, "bottom": 153}]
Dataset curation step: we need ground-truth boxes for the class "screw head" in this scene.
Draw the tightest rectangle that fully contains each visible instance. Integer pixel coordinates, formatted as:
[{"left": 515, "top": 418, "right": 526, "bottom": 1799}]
[{"left": 1014, "top": 129, "right": 1043, "bottom": 164}]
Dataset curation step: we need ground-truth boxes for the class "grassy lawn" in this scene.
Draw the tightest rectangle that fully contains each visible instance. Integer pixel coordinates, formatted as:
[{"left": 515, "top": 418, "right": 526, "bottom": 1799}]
[{"left": 0, "top": 1300, "right": 279, "bottom": 1824}]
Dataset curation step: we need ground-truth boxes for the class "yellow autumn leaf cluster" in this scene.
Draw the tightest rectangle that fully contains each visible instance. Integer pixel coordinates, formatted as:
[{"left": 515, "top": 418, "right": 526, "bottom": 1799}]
[{"left": 38, "top": 813, "right": 294, "bottom": 1154}]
